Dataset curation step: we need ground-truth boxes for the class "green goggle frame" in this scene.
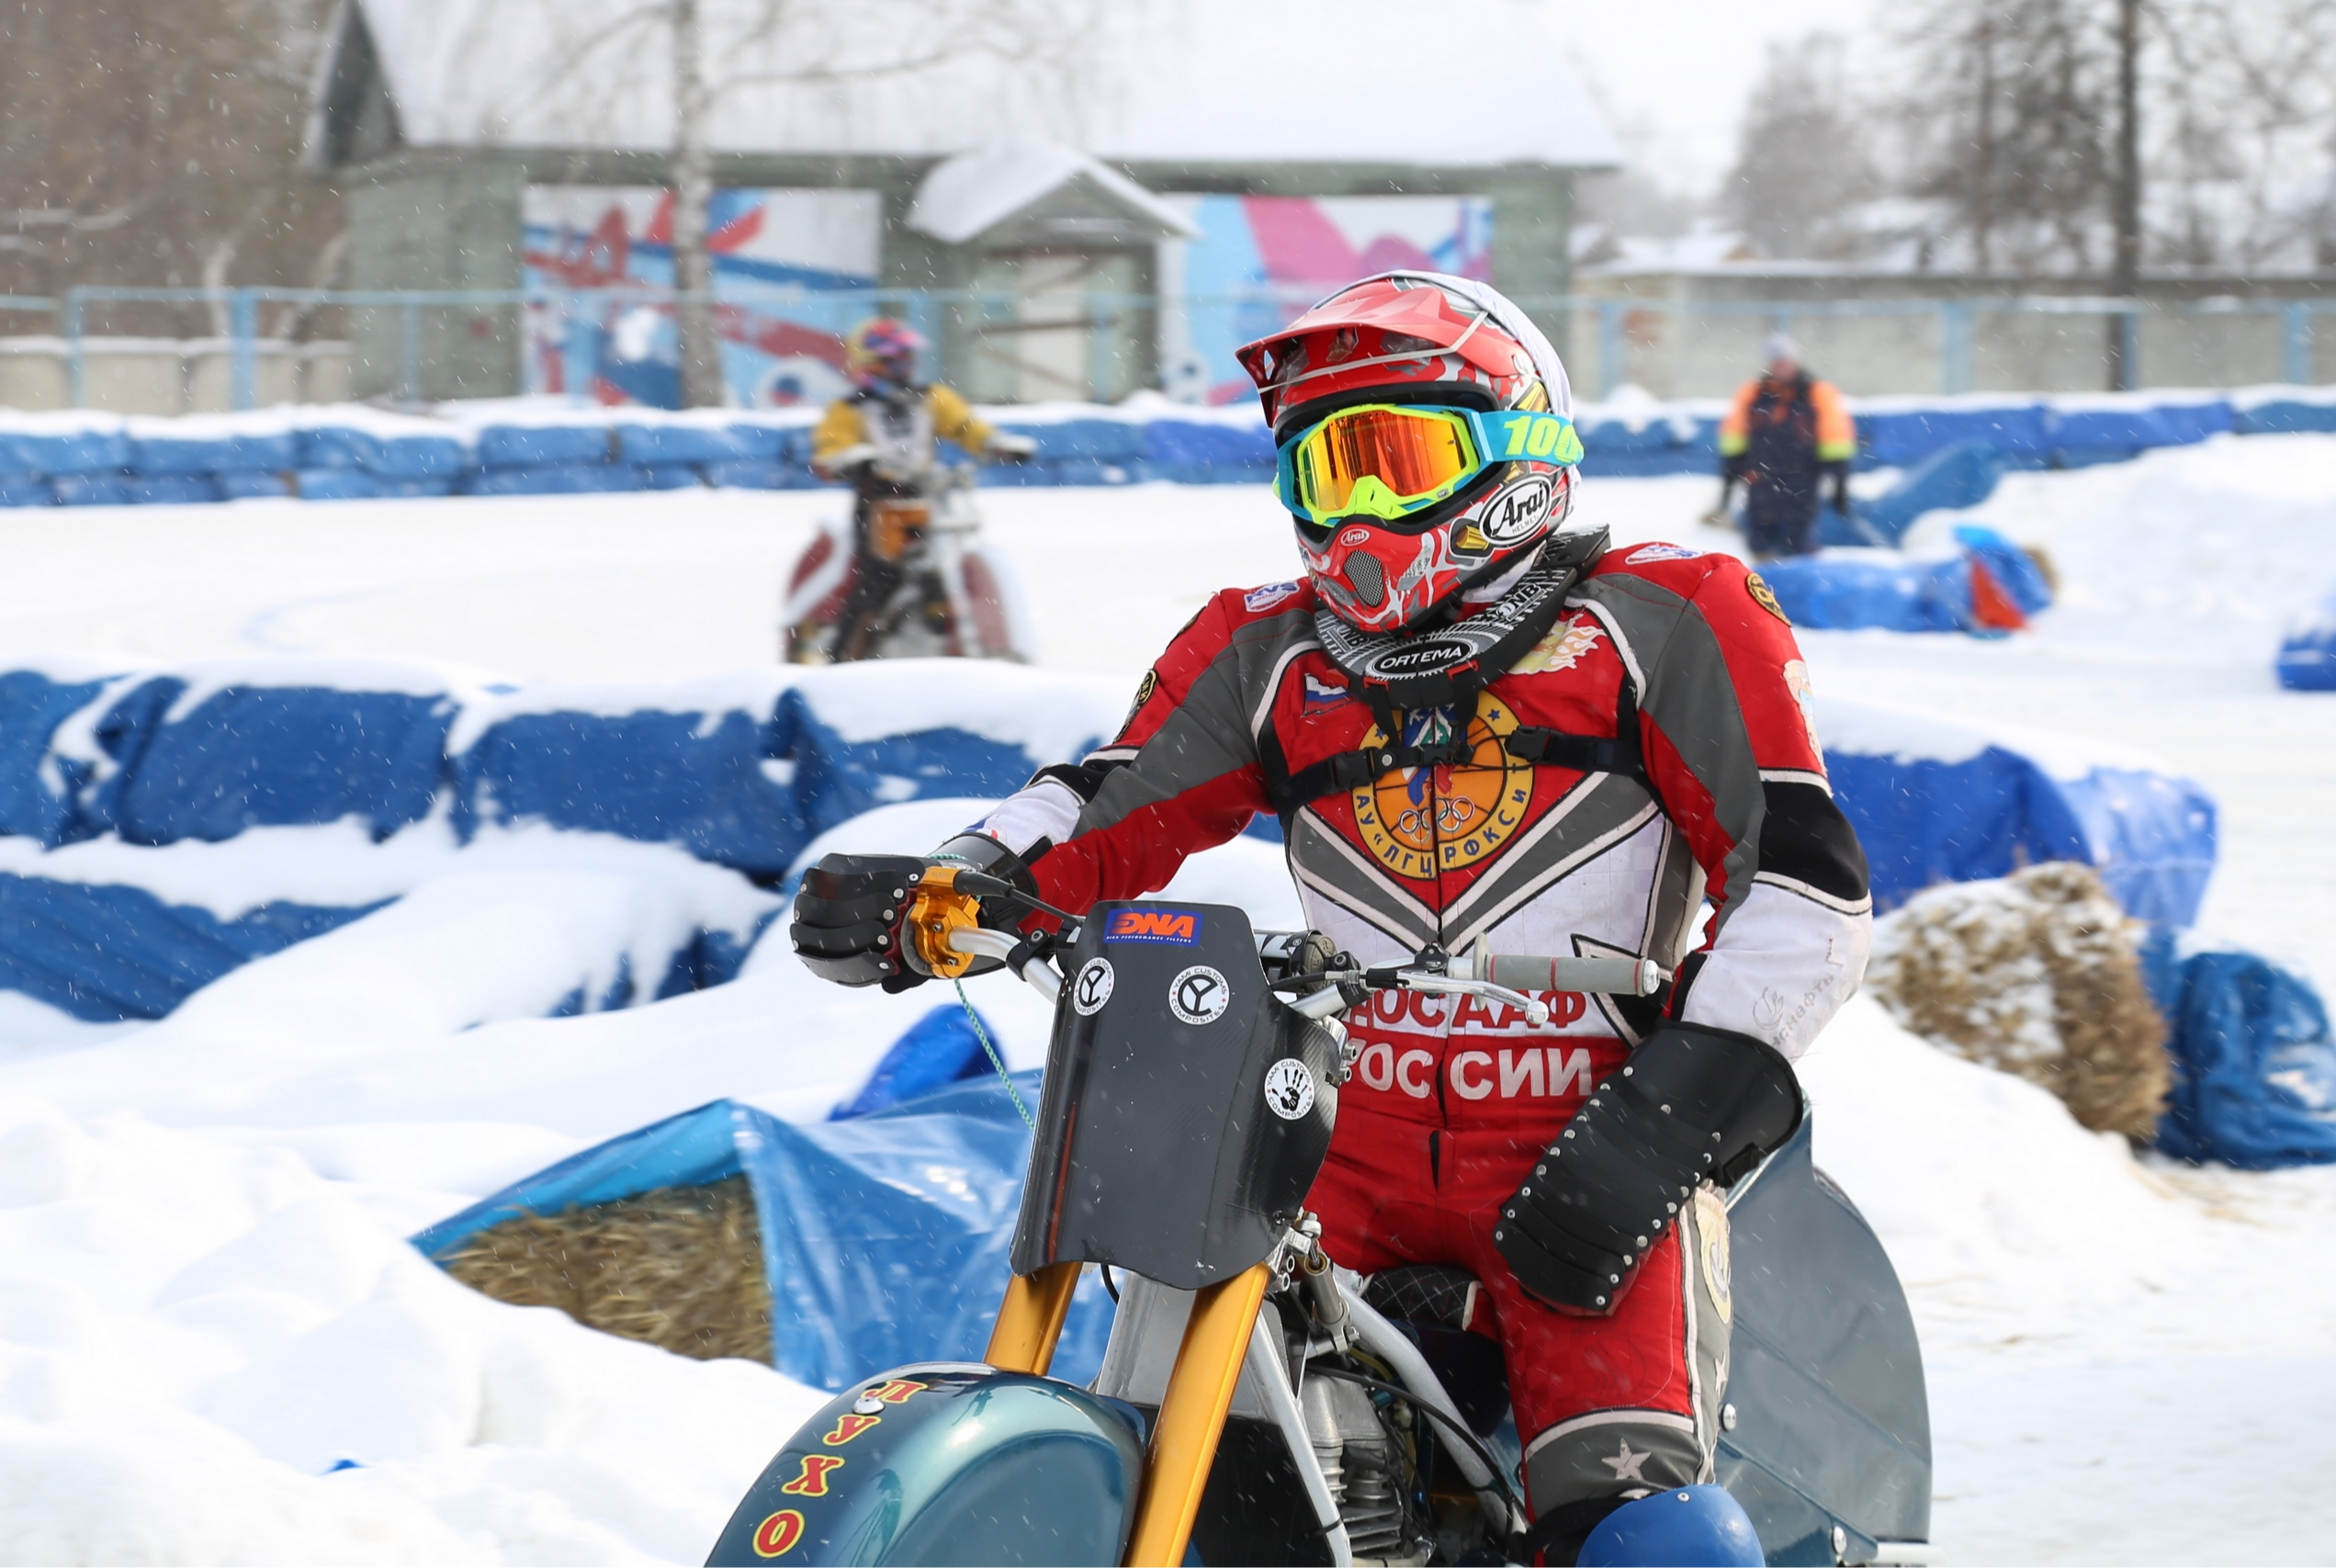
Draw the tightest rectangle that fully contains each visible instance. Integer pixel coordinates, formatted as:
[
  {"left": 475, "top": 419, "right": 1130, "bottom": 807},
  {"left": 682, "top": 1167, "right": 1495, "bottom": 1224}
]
[{"left": 1273, "top": 403, "right": 1584, "bottom": 526}]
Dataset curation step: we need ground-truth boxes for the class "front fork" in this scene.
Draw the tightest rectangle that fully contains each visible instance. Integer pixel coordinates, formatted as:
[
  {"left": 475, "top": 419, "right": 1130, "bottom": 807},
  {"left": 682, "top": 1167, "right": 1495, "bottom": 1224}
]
[{"left": 985, "top": 1254, "right": 1278, "bottom": 1568}]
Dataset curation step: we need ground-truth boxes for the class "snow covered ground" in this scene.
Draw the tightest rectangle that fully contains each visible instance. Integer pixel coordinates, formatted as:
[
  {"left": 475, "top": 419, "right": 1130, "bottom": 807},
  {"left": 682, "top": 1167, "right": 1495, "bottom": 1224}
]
[{"left": 0, "top": 437, "right": 2330, "bottom": 1562}]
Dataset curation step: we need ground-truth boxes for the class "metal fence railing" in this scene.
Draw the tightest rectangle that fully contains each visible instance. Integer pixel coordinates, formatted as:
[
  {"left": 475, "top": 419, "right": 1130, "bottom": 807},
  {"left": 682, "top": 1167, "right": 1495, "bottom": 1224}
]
[{"left": 3, "top": 285, "right": 2330, "bottom": 410}]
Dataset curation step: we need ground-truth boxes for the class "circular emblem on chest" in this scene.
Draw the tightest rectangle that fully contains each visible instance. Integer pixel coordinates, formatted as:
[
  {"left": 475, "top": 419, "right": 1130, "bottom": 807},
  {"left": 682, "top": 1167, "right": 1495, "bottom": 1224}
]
[{"left": 1349, "top": 693, "right": 1535, "bottom": 882}]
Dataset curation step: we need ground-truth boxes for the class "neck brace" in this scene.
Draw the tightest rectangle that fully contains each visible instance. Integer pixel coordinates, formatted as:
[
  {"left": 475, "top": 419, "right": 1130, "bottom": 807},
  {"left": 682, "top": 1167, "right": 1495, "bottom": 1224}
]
[{"left": 1314, "top": 527, "right": 1608, "bottom": 713}]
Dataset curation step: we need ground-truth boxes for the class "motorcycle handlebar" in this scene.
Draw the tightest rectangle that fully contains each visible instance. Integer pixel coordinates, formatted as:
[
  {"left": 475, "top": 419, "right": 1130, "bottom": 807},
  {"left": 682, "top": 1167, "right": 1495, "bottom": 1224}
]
[
  {"left": 945, "top": 927, "right": 1060, "bottom": 1003},
  {"left": 947, "top": 921, "right": 1665, "bottom": 1016},
  {"left": 1253, "top": 931, "right": 1668, "bottom": 998},
  {"left": 1450, "top": 951, "right": 1668, "bottom": 998}
]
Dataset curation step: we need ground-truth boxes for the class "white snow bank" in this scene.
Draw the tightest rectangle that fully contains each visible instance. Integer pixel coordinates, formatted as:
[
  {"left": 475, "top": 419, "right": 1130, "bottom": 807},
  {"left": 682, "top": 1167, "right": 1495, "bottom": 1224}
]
[
  {"left": 0, "top": 829, "right": 780, "bottom": 1121},
  {"left": 1903, "top": 432, "right": 2336, "bottom": 638},
  {"left": 0, "top": 1093, "right": 824, "bottom": 1563},
  {"left": 1800, "top": 998, "right": 2336, "bottom": 1562}
]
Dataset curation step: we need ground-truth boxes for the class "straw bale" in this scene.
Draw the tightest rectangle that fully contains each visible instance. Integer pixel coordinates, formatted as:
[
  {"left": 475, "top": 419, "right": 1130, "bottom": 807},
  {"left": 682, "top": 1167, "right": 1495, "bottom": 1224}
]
[
  {"left": 441, "top": 1174, "right": 773, "bottom": 1364},
  {"left": 1866, "top": 862, "right": 2170, "bottom": 1141}
]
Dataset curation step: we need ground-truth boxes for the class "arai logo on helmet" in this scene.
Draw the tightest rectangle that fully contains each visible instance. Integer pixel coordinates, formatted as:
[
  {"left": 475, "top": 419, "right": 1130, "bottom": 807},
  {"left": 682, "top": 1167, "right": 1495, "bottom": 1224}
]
[
  {"left": 1371, "top": 637, "right": 1475, "bottom": 673},
  {"left": 1338, "top": 528, "right": 1372, "bottom": 547},
  {"left": 1476, "top": 475, "right": 1556, "bottom": 547}
]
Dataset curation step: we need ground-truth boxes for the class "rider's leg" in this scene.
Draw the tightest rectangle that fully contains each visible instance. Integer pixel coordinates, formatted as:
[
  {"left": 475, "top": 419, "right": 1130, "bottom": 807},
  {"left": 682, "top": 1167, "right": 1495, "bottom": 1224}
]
[
  {"left": 1305, "top": 1100, "right": 1447, "bottom": 1276},
  {"left": 1443, "top": 1132, "right": 1733, "bottom": 1562},
  {"left": 831, "top": 497, "right": 900, "bottom": 660}
]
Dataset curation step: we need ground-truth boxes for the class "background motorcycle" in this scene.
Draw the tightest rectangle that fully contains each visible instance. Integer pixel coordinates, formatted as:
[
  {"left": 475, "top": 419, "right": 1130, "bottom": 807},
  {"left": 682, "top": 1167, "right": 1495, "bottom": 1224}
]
[{"left": 782, "top": 458, "right": 1034, "bottom": 664}]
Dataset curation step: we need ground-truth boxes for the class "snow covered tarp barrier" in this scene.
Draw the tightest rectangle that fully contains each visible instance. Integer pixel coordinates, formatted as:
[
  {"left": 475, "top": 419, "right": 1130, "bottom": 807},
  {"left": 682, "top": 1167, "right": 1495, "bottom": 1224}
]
[
  {"left": 0, "top": 824, "right": 781, "bottom": 1023},
  {"left": 2275, "top": 587, "right": 2336, "bottom": 692},
  {"left": 2143, "top": 936, "right": 2336, "bottom": 1169},
  {"left": 0, "top": 660, "right": 1123, "bottom": 1018},
  {"left": 1818, "top": 697, "right": 2218, "bottom": 927},
  {"left": 1760, "top": 526, "right": 2053, "bottom": 635},
  {"left": 0, "top": 659, "right": 1123, "bottom": 871},
  {"left": 0, "top": 656, "right": 2216, "bottom": 1017},
  {"left": 410, "top": 1079, "right": 1116, "bottom": 1393},
  {"left": 0, "top": 383, "right": 2330, "bottom": 505}
]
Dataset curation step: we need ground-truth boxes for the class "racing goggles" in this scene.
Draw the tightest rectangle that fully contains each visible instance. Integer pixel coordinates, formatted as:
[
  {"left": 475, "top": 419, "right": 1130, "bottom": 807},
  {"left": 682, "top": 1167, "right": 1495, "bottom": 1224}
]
[{"left": 1275, "top": 402, "right": 1584, "bottom": 526}]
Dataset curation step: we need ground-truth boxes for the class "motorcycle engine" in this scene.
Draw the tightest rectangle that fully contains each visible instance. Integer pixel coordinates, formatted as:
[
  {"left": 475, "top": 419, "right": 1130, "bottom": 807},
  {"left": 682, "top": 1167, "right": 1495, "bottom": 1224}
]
[{"left": 1301, "top": 1372, "right": 1428, "bottom": 1565}]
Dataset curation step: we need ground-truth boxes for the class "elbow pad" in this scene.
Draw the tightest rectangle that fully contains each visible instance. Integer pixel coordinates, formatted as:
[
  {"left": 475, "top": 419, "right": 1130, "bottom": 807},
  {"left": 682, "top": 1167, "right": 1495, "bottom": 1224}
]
[{"left": 1493, "top": 1021, "right": 1802, "bottom": 1314}]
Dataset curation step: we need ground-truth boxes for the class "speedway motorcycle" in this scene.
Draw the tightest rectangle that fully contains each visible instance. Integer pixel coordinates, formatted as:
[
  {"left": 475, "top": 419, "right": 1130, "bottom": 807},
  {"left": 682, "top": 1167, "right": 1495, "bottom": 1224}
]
[
  {"left": 709, "top": 874, "right": 1936, "bottom": 1566},
  {"left": 782, "top": 459, "right": 1033, "bottom": 664}
]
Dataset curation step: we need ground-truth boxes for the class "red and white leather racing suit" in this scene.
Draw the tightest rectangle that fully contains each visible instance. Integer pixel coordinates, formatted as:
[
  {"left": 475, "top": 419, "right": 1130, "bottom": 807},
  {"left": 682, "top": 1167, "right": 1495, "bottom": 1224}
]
[{"left": 965, "top": 541, "right": 1873, "bottom": 1513}]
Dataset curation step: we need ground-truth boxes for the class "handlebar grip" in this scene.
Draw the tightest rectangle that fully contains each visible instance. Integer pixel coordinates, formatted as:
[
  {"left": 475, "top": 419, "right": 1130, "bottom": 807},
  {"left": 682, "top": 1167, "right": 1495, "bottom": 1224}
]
[{"left": 1476, "top": 953, "right": 1665, "bottom": 997}]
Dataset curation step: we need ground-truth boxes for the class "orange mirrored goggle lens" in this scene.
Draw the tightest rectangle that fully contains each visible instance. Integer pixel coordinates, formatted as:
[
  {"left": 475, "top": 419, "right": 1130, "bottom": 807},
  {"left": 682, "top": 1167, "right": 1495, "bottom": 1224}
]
[{"left": 1292, "top": 405, "right": 1478, "bottom": 517}]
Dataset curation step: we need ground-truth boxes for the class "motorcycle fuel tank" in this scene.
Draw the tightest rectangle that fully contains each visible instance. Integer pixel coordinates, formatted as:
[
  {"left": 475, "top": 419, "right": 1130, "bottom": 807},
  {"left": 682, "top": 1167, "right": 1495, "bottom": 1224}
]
[
  {"left": 1011, "top": 901, "right": 1343, "bottom": 1290},
  {"left": 704, "top": 1364, "right": 1145, "bottom": 1566}
]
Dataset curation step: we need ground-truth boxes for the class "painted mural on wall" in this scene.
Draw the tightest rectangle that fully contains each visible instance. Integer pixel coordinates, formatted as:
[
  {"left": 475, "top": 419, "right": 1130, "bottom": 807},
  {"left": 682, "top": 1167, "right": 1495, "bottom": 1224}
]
[
  {"left": 1158, "top": 195, "right": 1494, "bottom": 405},
  {"left": 522, "top": 186, "right": 883, "bottom": 408}
]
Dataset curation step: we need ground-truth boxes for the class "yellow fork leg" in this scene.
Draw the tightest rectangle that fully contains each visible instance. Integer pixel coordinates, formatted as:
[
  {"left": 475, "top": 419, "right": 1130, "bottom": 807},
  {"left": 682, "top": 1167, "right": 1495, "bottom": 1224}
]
[
  {"left": 984, "top": 1260, "right": 1083, "bottom": 1375},
  {"left": 1123, "top": 1262, "right": 1274, "bottom": 1568}
]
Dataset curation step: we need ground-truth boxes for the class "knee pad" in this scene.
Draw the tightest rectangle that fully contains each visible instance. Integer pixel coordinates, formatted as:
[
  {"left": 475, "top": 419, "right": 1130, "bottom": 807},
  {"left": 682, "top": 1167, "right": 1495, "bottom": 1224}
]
[{"left": 1576, "top": 1485, "right": 1762, "bottom": 1567}]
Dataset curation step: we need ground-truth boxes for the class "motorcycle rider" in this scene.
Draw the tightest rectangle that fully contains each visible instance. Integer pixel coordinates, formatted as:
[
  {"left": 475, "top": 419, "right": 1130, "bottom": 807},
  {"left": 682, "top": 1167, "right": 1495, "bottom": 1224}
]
[
  {"left": 810, "top": 317, "right": 1033, "bottom": 659},
  {"left": 793, "top": 274, "right": 1872, "bottom": 1562}
]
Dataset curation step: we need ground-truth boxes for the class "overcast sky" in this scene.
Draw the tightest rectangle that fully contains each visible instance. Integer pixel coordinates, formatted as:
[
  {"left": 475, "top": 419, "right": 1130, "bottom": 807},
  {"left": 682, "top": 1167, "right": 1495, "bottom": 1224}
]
[{"left": 1537, "top": 0, "right": 1884, "bottom": 196}]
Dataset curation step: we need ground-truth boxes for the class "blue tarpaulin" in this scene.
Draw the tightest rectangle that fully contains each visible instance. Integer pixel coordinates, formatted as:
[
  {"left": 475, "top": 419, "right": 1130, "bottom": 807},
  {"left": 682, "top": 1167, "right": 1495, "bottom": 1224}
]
[
  {"left": 129, "top": 431, "right": 299, "bottom": 476},
  {"left": 453, "top": 705, "right": 805, "bottom": 874},
  {"left": 1826, "top": 736, "right": 2216, "bottom": 927},
  {"left": 1759, "top": 552, "right": 1973, "bottom": 633},
  {"left": 2143, "top": 940, "right": 2336, "bottom": 1169},
  {"left": 0, "top": 426, "right": 132, "bottom": 477},
  {"left": 2277, "top": 590, "right": 2336, "bottom": 691},
  {"left": 1004, "top": 418, "right": 1147, "bottom": 463},
  {"left": 1857, "top": 441, "right": 2007, "bottom": 546},
  {"left": 1757, "top": 526, "right": 2050, "bottom": 636},
  {"left": 0, "top": 874, "right": 383, "bottom": 1021},
  {"left": 1858, "top": 401, "right": 2051, "bottom": 468},
  {"left": 297, "top": 426, "right": 472, "bottom": 478},
  {"left": 84, "top": 680, "right": 455, "bottom": 846},
  {"left": 412, "top": 1079, "right": 1116, "bottom": 1392},
  {"left": 2235, "top": 399, "right": 2336, "bottom": 435},
  {"left": 474, "top": 424, "right": 613, "bottom": 468},
  {"left": 779, "top": 688, "right": 1074, "bottom": 843},
  {"left": 829, "top": 1003, "right": 1003, "bottom": 1120},
  {"left": 0, "top": 669, "right": 112, "bottom": 843}
]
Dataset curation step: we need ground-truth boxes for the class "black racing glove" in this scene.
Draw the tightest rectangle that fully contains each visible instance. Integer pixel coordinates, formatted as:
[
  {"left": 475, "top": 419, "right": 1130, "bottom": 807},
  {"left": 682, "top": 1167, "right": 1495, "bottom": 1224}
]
[
  {"left": 790, "top": 854, "right": 934, "bottom": 991},
  {"left": 790, "top": 835, "right": 1037, "bottom": 992},
  {"left": 1493, "top": 1021, "right": 1802, "bottom": 1314}
]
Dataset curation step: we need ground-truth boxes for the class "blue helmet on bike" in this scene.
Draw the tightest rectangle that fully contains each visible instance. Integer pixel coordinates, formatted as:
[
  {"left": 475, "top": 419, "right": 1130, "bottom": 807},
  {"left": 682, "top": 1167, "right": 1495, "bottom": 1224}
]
[{"left": 1577, "top": 1486, "right": 1764, "bottom": 1567}]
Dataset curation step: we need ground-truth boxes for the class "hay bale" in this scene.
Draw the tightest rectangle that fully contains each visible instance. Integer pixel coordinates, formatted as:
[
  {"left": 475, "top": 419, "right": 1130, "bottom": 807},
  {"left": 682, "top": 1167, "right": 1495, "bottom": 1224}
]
[
  {"left": 440, "top": 1174, "right": 773, "bottom": 1364},
  {"left": 1866, "top": 862, "right": 2171, "bottom": 1141}
]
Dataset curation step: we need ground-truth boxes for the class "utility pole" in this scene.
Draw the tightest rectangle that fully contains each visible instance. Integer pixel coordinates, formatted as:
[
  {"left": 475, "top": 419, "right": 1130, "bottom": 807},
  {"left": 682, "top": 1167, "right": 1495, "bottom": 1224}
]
[
  {"left": 2107, "top": 0, "right": 2142, "bottom": 390},
  {"left": 671, "top": 0, "right": 725, "bottom": 408}
]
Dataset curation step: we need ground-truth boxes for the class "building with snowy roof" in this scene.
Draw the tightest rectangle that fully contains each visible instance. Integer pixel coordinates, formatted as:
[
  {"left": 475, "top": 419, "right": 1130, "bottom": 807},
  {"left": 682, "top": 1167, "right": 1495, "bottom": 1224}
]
[{"left": 306, "top": 0, "right": 1619, "bottom": 404}]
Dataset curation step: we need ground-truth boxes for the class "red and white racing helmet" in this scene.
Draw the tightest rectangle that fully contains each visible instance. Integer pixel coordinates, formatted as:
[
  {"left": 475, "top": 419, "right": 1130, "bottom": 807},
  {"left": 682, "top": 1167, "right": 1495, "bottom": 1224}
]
[{"left": 1236, "top": 273, "right": 1585, "bottom": 635}]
